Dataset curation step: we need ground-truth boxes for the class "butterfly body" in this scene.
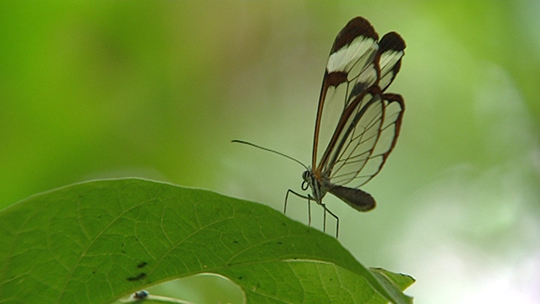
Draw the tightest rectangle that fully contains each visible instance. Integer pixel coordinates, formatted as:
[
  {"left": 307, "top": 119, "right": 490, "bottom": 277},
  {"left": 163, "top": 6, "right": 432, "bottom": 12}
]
[
  {"left": 233, "top": 16, "right": 405, "bottom": 236},
  {"left": 303, "top": 169, "right": 375, "bottom": 212}
]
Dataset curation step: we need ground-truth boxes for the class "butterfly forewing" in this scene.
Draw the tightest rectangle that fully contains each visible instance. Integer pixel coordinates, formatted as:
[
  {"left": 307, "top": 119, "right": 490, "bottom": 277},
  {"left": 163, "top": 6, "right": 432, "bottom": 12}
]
[
  {"left": 377, "top": 32, "right": 406, "bottom": 91},
  {"left": 314, "top": 17, "right": 381, "bottom": 170}
]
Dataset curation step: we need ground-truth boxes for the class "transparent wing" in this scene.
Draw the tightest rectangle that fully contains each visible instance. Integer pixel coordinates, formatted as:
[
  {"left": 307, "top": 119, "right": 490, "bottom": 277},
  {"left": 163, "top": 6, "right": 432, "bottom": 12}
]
[
  {"left": 313, "top": 19, "right": 406, "bottom": 182},
  {"left": 323, "top": 90, "right": 405, "bottom": 187},
  {"left": 321, "top": 32, "right": 406, "bottom": 187}
]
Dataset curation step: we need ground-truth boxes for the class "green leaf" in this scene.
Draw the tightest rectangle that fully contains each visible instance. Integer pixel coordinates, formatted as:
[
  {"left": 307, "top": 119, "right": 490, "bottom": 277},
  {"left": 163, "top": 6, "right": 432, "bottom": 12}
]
[{"left": 0, "top": 178, "right": 413, "bottom": 303}]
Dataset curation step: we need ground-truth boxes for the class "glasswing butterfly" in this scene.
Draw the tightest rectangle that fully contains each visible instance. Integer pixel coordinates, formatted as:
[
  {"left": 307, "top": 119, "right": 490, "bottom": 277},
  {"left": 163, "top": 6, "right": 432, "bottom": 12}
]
[{"left": 233, "top": 17, "right": 405, "bottom": 237}]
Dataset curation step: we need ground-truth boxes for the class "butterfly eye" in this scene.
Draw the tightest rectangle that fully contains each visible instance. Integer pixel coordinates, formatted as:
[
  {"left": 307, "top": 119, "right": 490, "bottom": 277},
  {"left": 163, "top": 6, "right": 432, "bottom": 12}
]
[{"left": 302, "top": 171, "right": 310, "bottom": 182}]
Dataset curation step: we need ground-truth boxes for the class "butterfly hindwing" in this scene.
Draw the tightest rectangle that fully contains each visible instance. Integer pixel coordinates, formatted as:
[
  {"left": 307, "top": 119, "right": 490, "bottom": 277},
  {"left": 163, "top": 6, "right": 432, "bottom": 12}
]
[{"left": 327, "top": 91, "right": 404, "bottom": 188}]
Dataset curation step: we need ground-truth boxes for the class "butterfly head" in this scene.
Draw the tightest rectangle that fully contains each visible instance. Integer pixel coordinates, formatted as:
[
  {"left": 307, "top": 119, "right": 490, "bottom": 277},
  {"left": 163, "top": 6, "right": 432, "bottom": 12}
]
[{"left": 302, "top": 170, "right": 327, "bottom": 203}]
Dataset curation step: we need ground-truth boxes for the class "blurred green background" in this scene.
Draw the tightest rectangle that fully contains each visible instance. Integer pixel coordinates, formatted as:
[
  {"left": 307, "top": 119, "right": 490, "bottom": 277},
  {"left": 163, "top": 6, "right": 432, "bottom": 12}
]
[{"left": 1, "top": 1, "right": 539, "bottom": 303}]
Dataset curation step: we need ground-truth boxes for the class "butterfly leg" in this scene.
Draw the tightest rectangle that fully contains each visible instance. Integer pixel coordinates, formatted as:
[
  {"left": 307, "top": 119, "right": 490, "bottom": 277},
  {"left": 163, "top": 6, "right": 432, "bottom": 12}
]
[
  {"left": 284, "top": 189, "right": 339, "bottom": 238},
  {"left": 323, "top": 205, "right": 326, "bottom": 232},
  {"left": 285, "top": 189, "right": 313, "bottom": 225},
  {"left": 284, "top": 190, "right": 290, "bottom": 214},
  {"left": 285, "top": 189, "right": 303, "bottom": 214},
  {"left": 321, "top": 203, "right": 340, "bottom": 238},
  {"left": 307, "top": 197, "right": 312, "bottom": 226}
]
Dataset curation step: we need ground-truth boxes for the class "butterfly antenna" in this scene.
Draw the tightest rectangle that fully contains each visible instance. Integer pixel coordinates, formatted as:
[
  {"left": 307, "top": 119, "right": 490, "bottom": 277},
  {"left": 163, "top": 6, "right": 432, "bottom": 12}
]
[{"left": 231, "top": 140, "right": 309, "bottom": 171}]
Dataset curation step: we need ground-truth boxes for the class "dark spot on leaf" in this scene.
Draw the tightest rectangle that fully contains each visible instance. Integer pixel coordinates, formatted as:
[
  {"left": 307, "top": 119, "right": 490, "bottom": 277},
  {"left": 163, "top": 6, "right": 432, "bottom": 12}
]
[
  {"left": 137, "top": 262, "right": 147, "bottom": 268},
  {"left": 133, "top": 290, "right": 149, "bottom": 299},
  {"left": 92, "top": 271, "right": 96, "bottom": 274},
  {"left": 127, "top": 273, "right": 147, "bottom": 281},
  {"left": 238, "top": 276, "right": 243, "bottom": 280},
  {"left": 233, "top": 240, "right": 238, "bottom": 244},
  {"left": 277, "top": 241, "right": 283, "bottom": 245}
]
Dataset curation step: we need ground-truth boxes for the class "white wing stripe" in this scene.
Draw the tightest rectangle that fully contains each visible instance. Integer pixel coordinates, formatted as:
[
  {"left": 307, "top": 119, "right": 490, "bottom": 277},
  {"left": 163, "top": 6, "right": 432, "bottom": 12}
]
[
  {"left": 326, "top": 36, "right": 378, "bottom": 73},
  {"left": 379, "top": 50, "right": 404, "bottom": 90}
]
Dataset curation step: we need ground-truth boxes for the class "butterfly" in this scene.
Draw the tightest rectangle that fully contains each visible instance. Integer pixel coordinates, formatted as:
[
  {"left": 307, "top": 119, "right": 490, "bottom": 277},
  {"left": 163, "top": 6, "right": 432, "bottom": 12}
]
[{"left": 233, "top": 17, "right": 406, "bottom": 237}]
